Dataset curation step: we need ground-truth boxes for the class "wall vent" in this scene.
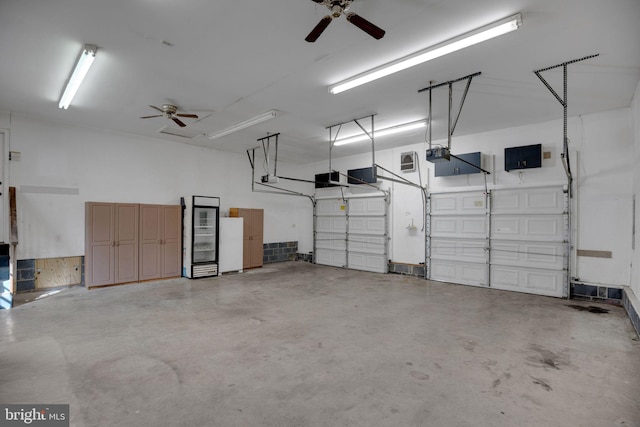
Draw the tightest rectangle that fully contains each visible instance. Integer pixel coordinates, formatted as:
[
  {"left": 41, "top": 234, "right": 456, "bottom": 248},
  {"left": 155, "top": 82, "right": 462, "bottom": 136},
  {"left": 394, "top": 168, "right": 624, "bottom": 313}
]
[{"left": 400, "top": 151, "right": 416, "bottom": 172}]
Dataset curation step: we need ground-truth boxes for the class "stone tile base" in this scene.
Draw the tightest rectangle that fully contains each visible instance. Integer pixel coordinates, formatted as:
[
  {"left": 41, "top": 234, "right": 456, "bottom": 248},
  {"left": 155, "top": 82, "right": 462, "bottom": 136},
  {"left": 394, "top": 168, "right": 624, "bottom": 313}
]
[
  {"left": 571, "top": 282, "right": 623, "bottom": 306},
  {"left": 388, "top": 262, "right": 425, "bottom": 278},
  {"left": 622, "top": 288, "right": 640, "bottom": 339},
  {"left": 296, "top": 253, "right": 313, "bottom": 263},
  {"left": 263, "top": 242, "right": 298, "bottom": 264}
]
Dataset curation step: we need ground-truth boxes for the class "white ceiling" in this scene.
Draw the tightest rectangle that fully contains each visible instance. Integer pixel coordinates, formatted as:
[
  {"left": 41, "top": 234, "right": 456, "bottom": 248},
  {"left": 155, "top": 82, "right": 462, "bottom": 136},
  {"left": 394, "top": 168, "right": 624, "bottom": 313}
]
[{"left": 1, "top": 0, "right": 639, "bottom": 164}]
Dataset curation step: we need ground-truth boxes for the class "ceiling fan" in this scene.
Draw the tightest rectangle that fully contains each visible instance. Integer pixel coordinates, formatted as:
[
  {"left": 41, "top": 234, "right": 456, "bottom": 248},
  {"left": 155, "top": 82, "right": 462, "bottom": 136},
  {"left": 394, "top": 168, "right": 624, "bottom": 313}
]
[
  {"left": 140, "top": 104, "right": 199, "bottom": 127},
  {"left": 305, "top": 0, "right": 386, "bottom": 42}
]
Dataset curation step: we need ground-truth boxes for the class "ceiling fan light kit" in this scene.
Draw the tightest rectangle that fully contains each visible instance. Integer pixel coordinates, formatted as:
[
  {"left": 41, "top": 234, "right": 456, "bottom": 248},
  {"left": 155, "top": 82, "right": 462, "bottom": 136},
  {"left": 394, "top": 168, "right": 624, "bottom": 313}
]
[
  {"left": 329, "top": 13, "right": 522, "bottom": 94},
  {"left": 140, "top": 104, "right": 199, "bottom": 127},
  {"left": 58, "top": 44, "right": 97, "bottom": 109},
  {"left": 208, "top": 110, "right": 279, "bottom": 140},
  {"left": 305, "top": 0, "right": 385, "bottom": 43}
]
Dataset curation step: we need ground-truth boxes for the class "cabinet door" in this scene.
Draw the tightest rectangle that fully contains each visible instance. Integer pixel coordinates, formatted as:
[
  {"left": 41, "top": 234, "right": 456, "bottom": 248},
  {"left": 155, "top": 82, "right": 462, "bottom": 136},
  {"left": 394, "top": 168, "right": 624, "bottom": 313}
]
[
  {"left": 240, "top": 209, "right": 252, "bottom": 269},
  {"left": 162, "top": 205, "right": 181, "bottom": 278},
  {"left": 232, "top": 208, "right": 264, "bottom": 269},
  {"left": 139, "top": 205, "right": 162, "bottom": 281},
  {"left": 85, "top": 203, "right": 115, "bottom": 286},
  {"left": 250, "top": 209, "right": 264, "bottom": 268},
  {"left": 435, "top": 152, "right": 482, "bottom": 176},
  {"left": 115, "top": 204, "right": 139, "bottom": 283}
]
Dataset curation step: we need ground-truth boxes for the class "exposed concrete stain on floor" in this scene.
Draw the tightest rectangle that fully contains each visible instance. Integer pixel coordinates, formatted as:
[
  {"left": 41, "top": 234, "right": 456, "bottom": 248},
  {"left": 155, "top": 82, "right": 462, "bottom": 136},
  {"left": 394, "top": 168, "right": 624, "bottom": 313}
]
[
  {"left": 531, "top": 377, "right": 553, "bottom": 391},
  {"left": 410, "top": 371, "right": 430, "bottom": 381},
  {"left": 249, "top": 317, "right": 264, "bottom": 326},
  {"left": 482, "top": 360, "right": 498, "bottom": 372},
  {"left": 527, "top": 344, "right": 573, "bottom": 371},
  {"left": 463, "top": 340, "right": 478, "bottom": 352},
  {"left": 566, "top": 304, "right": 610, "bottom": 314},
  {"left": 521, "top": 394, "right": 543, "bottom": 406},
  {"left": 90, "top": 354, "right": 182, "bottom": 389}
]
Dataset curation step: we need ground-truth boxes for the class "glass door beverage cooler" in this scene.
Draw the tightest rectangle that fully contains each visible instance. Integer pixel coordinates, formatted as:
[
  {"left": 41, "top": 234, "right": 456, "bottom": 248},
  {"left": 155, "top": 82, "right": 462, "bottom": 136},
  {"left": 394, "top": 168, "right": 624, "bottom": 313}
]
[{"left": 183, "top": 196, "right": 220, "bottom": 278}]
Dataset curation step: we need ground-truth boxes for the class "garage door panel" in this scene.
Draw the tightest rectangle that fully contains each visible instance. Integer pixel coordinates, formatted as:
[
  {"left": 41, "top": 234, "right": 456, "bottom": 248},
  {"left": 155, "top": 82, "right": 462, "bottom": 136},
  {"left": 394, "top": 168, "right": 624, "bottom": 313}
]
[
  {"left": 349, "top": 217, "right": 386, "bottom": 235},
  {"left": 349, "top": 198, "right": 386, "bottom": 216},
  {"left": 492, "top": 187, "right": 566, "bottom": 215},
  {"left": 430, "top": 260, "right": 488, "bottom": 287},
  {"left": 430, "top": 238, "right": 487, "bottom": 263},
  {"left": 315, "top": 248, "right": 346, "bottom": 268},
  {"left": 429, "top": 186, "right": 568, "bottom": 298},
  {"left": 315, "top": 232, "right": 346, "bottom": 250},
  {"left": 491, "top": 241, "right": 566, "bottom": 270},
  {"left": 431, "top": 192, "right": 486, "bottom": 215},
  {"left": 316, "top": 216, "right": 347, "bottom": 233},
  {"left": 490, "top": 265, "right": 564, "bottom": 297},
  {"left": 315, "top": 195, "right": 388, "bottom": 274},
  {"left": 316, "top": 199, "right": 346, "bottom": 215},
  {"left": 431, "top": 216, "right": 487, "bottom": 239},
  {"left": 348, "top": 252, "right": 387, "bottom": 273},
  {"left": 491, "top": 215, "right": 565, "bottom": 242},
  {"left": 348, "top": 235, "right": 386, "bottom": 255}
]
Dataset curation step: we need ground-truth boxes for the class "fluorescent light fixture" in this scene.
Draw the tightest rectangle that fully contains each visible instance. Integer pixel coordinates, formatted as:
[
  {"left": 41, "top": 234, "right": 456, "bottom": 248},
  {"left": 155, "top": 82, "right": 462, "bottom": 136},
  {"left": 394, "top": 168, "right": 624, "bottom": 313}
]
[
  {"left": 329, "top": 13, "right": 522, "bottom": 94},
  {"left": 59, "top": 44, "right": 97, "bottom": 109},
  {"left": 334, "top": 120, "right": 427, "bottom": 146},
  {"left": 209, "top": 110, "right": 278, "bottom": 140}
]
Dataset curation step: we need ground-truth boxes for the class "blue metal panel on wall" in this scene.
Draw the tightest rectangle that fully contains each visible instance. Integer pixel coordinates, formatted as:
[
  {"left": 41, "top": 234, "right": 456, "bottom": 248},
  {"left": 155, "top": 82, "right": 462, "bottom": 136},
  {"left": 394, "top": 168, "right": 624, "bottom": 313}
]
[
  {"left": 434, "top": 152, "right": 481, "bottom": 176},
  {"left": 505, "top": 144, "right": 542, "bottom": 171}
]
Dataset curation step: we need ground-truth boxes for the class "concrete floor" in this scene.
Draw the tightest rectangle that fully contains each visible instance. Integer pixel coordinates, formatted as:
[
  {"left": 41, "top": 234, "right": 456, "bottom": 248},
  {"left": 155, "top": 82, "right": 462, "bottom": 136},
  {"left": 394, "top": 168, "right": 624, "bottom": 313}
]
[{"left": 1, "top": 261, "right": 639, "bottom": 427}]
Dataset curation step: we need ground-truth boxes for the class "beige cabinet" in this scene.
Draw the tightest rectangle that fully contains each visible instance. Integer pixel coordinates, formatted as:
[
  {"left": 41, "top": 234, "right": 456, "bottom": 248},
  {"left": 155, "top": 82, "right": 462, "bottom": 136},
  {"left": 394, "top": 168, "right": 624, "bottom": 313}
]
[
  {"left": 85, "top": 203, "right": 139, "bottom": 287},
  {"left": 139, "top": 205, "right": 181, "bottom": 281},
  {"left": 86, "top": 202, "right": 180, "bottom": 288},
  {"left": 229, "top": 208, "right": 263, "bottom": 269}
]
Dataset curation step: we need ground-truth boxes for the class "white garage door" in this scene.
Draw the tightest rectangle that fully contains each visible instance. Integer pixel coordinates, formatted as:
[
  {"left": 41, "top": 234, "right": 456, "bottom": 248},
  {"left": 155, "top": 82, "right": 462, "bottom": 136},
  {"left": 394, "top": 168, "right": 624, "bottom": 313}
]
[
  {"left": 428, "top": 191, "right": 489, "bottom": 287},
  {"left": 315, "top": 195, "right": 389, "bottom": 273},
  {"left": 490, "top": 186, "right": 568, "bottom": 297},
  {"left": 428, "top": 186, "right": 569, "bottom": 297},
  {"left": 315, "top": 198, "right": 347, "bottom": 268}
]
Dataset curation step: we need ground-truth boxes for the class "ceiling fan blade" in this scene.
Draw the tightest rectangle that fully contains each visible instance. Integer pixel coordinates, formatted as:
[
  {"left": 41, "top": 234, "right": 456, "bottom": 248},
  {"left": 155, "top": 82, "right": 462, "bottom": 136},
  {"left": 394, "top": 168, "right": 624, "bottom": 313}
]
[
  {"left": 172, "top": 117, "right": 187, "bottom": 127},
  {"left": 149, "top": 105, "right": 164, "bottom": 113},
  {"left": 346, "top": 13, "right": 386, "bottom": 39},
  {"left": 305, "top": 16, "right": 332, "bottom": 42},
  {"left": 176, "top": 113, "right": 199, "bottom": 118},
  {"left": 310, "top": 0, "right": 324, "bottom": 3},
  {"left": 140, "top": 114, "right": 163, "bottom": 119}
]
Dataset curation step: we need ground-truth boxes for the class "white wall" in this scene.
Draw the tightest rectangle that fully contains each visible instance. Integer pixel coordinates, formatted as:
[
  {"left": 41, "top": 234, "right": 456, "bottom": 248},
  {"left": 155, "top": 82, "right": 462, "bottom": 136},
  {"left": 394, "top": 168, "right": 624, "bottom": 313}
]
[
  {"left": 631, "top": 81, "right": 640, "bottom": 297},
  {"left": 310, "top": 108, "right": 635, "bottom": 287},
  {"left": 572, "top": 109, "right": 634, "bottom": 286},
  {"left": 5, "top": 113, "right": 314, "bottom": 260},
  {"left": 3, "top": 105, "right": 636, "bottom": 290}
]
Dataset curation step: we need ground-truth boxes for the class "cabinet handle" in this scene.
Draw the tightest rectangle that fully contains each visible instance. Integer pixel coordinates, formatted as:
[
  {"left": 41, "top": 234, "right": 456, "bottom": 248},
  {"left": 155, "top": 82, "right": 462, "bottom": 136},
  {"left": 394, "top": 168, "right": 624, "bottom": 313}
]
[{"left": 158, "top": 239, "right": 162, "bottom": 245}]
